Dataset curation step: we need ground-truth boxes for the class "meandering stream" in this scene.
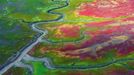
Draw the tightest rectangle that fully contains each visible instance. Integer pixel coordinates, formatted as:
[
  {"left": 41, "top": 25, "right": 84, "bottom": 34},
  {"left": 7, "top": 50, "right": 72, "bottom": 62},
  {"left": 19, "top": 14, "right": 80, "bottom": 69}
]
[{"left": 1, "top": 0, "right": 134, "bottom": 75}]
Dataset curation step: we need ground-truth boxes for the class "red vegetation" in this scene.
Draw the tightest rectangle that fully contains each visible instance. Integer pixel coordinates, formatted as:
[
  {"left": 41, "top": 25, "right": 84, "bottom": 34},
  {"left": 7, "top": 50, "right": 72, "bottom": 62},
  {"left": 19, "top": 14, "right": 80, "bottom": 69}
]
[
  {"left": 85, "top": 20, "right": 115, "bottom": 27},
  {"left": 59, "top": 25, "right": 80, "bottom": 38},
  {"left": 78, "top": 0, "right": 134, "bottom": 18}
]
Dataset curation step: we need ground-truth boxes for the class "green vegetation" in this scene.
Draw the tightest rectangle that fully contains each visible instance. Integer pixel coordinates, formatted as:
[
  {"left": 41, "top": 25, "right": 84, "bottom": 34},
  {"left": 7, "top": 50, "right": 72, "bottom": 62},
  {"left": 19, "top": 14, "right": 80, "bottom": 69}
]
[
  {"left": 1, "top": 0, "right": 66, "bottom": 22},
  {"left": 29, "top": 61, "right": 133, "bottom": 75},
  {"left": 0, "top": 17, "right": 35, "bottom": 64},
  {"left": 31, "top": 62, "right": 59, "bottom": 75}
]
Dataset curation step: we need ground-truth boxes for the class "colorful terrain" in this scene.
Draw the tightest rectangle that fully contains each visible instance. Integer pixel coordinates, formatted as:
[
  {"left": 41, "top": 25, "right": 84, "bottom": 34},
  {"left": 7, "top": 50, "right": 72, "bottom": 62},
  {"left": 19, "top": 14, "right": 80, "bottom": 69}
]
[{"left": 1, "top": 0, "right": 134, "bottom": 75}]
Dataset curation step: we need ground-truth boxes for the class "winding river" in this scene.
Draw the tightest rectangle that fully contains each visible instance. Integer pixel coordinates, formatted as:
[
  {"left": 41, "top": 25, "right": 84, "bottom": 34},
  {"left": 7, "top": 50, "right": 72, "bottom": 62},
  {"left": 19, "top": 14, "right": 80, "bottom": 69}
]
[{"left": 1, "top": 0, "right": 134, "bottom": 75}]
